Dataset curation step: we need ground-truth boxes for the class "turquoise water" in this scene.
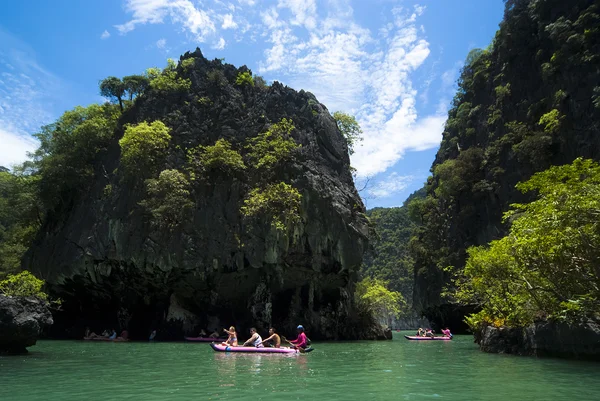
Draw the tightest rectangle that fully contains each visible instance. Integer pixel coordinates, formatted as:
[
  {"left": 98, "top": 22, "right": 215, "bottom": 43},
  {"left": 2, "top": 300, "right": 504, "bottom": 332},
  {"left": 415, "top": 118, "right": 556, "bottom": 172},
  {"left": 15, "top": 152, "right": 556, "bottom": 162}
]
[{"left": 1, "top": 333, "right": 599, "bottom": 400}]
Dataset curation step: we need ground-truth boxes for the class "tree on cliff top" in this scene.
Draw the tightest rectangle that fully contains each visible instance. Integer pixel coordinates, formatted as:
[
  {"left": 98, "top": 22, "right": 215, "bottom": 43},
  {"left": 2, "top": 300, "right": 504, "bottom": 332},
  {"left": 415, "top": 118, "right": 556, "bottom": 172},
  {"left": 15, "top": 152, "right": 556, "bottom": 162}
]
[
  {"left": 333, "top": 111, "right": 363, "bottom": 155},
  {"left": 100, "top": 77, "right": 126, "bottom": 111}
]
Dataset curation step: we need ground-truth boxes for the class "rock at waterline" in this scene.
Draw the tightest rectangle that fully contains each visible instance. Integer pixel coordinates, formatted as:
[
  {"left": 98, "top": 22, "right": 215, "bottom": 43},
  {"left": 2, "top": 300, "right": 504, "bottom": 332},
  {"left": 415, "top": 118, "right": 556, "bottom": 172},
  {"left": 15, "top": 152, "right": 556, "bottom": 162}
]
[
  {"left": 0, "top": 295, "right": 53, "bottom": 354},
  {"left": 475, "top": 321, "right": 600, "bottom": 361}
]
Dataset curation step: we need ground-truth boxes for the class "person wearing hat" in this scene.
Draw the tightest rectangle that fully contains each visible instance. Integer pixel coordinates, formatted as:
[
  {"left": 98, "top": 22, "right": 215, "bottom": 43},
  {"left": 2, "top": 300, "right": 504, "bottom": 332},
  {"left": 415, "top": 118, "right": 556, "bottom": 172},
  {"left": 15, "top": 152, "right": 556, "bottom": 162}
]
[{"left": 287, "top": 325, "right": 308, "bottom": 350}]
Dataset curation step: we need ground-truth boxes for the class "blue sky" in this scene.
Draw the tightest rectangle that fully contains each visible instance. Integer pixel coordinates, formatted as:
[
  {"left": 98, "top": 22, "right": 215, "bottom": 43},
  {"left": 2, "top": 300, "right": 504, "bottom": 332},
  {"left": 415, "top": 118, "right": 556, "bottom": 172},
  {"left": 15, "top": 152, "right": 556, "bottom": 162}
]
[{"left": 0, "top": 0, "right": 505, "bottom": 208}]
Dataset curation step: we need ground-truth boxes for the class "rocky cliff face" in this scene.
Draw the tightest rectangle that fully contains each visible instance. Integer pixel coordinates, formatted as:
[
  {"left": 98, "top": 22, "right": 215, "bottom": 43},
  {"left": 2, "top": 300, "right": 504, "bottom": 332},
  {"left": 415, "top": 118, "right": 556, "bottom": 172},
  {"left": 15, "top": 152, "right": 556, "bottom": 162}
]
[
  {"left": 475, "top": 321, "right": 600, "bottom": 360},
  {"left": 24, "top": 49, "right": 376, "bottom": 340},
  {"left": 411, "top": 0, "right": 600, "bottom": 327},
  {"left": 0, "top": 296, "right": 53, "bottom": 354}
]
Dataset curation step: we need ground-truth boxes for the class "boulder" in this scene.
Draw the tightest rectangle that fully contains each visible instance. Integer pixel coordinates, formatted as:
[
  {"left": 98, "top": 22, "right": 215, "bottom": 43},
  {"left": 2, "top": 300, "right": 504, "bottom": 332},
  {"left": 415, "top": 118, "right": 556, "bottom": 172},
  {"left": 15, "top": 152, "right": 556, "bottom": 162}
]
[
  {"left": 0, "top": 295, "right": 53, "bottom": 354},
  {"left": 475, "top": 320, "right": 600, "bottom": 360}
]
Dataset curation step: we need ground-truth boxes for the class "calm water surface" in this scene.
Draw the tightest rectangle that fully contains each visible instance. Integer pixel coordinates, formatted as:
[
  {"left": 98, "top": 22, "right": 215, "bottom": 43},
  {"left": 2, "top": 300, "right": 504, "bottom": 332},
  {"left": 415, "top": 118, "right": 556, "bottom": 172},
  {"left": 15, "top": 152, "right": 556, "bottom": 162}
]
[{"left": 1, "top": 333, "right": 599, "bottom": 400}]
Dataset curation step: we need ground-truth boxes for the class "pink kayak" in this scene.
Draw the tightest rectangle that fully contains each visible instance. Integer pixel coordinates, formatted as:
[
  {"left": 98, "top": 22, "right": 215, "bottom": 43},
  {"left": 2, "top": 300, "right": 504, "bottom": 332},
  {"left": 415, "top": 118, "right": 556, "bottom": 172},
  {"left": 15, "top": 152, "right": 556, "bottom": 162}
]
[
  {"left": 184, "top": 337, "right": 219, "bottom": 342},
  {"left": 404, "top": 335, "right": 452, "bottom": 341},
  {"left": 210, "top": 343, "right": 301, "bottom": 354}
]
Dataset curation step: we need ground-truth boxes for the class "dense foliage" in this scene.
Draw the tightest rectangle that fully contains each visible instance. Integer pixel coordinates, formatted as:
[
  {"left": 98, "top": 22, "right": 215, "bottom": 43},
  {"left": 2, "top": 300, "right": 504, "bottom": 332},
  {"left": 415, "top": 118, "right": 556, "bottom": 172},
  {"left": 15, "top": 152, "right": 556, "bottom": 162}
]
[
  {"left": 360, "top": 189, "right": 425, "bottom": 307},
  {"left": 235, "top": 71, "right": 254, "bottom": 87},
  {"left": 0, "top": 270, "right": 48, "bottom": 300},
  {"left": 241, "top": 182, "right": 302, "bottom": 231},
  {"left": 119, "top": 121, "right": 172, "bottom": 179},
  {"left": 355, "top": 277, "right": 405, "bottom": 326},
  {"left": 187, "top": 139, "right": 246, "bottom": 180},
  {"left": 0, "top": 171, "right": 41, "bottom": 278},
  {"left": 245, "top": 118, "right": 299, "bottom": 170},
  {"left": 456, "top": 159, "right": 600, "bottom": 328},
  {"left": 139, "top": 169, "right": 193, "bottom": 230},
  {"left": 29, "top": 103, "right": 121, "bottom": 211},
  {"left": 411, "top": 0, "right": 600, "bottom": 318}
]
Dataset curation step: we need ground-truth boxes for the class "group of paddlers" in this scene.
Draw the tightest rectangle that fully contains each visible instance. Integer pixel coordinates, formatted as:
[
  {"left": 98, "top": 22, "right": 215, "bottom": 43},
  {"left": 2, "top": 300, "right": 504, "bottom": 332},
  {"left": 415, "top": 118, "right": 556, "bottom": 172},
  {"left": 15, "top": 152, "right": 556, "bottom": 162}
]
[
  {"left": 84, "top": 327, "right": 129, "bottom": 341},
  {"left": 221, "top": 325, "right": 309, "bottom": 350},
  {"left": 416, "top": 327, "right": 452, "bottom": 338}
]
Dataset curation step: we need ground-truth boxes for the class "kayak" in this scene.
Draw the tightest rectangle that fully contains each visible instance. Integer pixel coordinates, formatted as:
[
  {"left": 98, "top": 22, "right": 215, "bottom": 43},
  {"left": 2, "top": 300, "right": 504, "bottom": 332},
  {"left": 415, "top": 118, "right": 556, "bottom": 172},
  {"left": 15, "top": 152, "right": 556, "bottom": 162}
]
[
  {"left": 83, "top": 337, "right": 129, "bottom": 342},
  {"left": 184, "top": 337, "right": 219, "bottom": 342},
  {"left": 404, "top": 335, "right": 452, "bottom": 341},
  {"left": 210, "top": 343, "right": 303, "bottom": 354}
]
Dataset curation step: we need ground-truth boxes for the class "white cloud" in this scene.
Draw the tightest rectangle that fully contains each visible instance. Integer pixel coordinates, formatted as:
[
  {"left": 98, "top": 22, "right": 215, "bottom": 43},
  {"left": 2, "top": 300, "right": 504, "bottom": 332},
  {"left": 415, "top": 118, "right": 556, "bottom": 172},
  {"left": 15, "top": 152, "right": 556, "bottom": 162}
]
[
  {"left": 109, "top": 0, "right": 446, "bottom": 178},
  {"left": 222, "top": 13, "right": 238, "bottom": 29},
  {"left": 256, "top": 3, "right": 441, "bottom": 177},
  {"left": 368, "top": 172, "right": 416, "bottom": 198},
  {"left": 0, "top": 30, "right": 64, "bottom": 168},
  {"left": 101, "top": 30, "right": 111, "bottom": 39},
  {"left": 277, "top": 0, "right": 318, "bottom": 30},
  {"left": 0, "top": 127, "right": 38, "bottom": 169},
  {"left": 116, "top": 0, "right": 216, "bottom": 41},
  {"left": 156, "top": 38, "right": 167, "bottom": 48},
  {"left": 213, "top": 37, "right": 226, "bottom": 50}
]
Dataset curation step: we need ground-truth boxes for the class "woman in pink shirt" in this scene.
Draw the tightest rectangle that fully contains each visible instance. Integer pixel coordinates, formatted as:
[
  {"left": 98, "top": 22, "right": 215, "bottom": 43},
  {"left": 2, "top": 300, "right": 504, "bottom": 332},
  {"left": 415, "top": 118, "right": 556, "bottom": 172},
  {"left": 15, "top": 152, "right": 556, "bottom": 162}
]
[
  {"left": 288, "top": 325, "right": 308, "bottom": 349},
  {"left": 441, "top": 327, "right": 453, "bottom": 338}
]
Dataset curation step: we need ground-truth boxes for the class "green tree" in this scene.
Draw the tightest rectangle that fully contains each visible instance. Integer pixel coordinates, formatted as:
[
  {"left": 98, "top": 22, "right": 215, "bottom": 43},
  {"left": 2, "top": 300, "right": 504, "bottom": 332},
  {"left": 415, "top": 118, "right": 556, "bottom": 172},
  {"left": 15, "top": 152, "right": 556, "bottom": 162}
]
[
  {"left": 245, "top": 118, "right": 299, "bottom": 170},
  {"left": 139, "top": 169, "right": 193, "bottom": 230},
  {"left": 235, "top": 71, "right": 254, "bottom": 87},
  {"left": 119, "top": 121, "right": 171, "bottom": 179},
  {"left": 456, "top": 158, "right": 600, "bottom": 329},
  {"left": 355, "top": 277, "right": 406, "bottom": 326},
  {"left": 146, "top": 59, "right": 191, "bottom": 93},
  {"left": 0, "top": 270, "right": 48, "bottom": 300},
  {"left": 332, "top": 111, "right": 363, "bottom": 155},
  {"left": 241, "top": 182, "right": 302, "bottom": 231},
  {"left": 99, "top": 76, "right": 126, "bottom": 111},
  {"left": 122, "top": 75, "right": 149, "bottom": 101},
  {"left": 187, "top": 139, "right": 246, "bottom": 180},
  {"left": 0, "top": 170, "right": 42, "bottom": 278},
  {"left": 30, "top": 103, "right": 121, "bottom": 210}
]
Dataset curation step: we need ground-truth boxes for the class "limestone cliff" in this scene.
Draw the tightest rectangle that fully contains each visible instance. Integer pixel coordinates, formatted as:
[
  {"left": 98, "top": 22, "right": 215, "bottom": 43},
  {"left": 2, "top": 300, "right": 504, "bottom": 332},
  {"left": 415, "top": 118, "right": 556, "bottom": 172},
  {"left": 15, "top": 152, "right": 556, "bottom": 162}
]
[
  {"left": 25, "top": 49, "right": 375, "bottom": 340},
  {"left": 411, "top": 0, "right": 600, "bottom": 329}
]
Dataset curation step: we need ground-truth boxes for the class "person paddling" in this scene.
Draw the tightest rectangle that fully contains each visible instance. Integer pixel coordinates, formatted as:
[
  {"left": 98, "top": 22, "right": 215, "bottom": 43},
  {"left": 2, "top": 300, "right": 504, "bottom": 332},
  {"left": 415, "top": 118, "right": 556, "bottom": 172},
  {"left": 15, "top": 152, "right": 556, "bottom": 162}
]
[
  {"left": 286, "top": 325, "right": 308, "bottom": 350},
  {"left": 258, "top": 327, "right": 281, "bottom": 348},
  {"left": 243, "top": 328, "right": 264, "bottom": 348},
  {"left": 441, "top": 327, "right": 453, "bottom": 338},
  {"left": 221, "top": 326, "right": 238, "bottom": 346}
]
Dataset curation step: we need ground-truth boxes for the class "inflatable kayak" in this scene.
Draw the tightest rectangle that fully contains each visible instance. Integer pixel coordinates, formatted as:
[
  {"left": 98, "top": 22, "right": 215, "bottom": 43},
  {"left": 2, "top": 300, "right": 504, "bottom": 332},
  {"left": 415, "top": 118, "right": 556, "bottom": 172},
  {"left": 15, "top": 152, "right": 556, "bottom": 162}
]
[
  {"left": 404, "top": 335, "right": 452, "bottom": 341},
  {"left": 184, "top": 337, "right": 219, "bottom": 342},
  {"left": 210, "top": 343, "right": 311, "bottom": 354},
  {"left": 83, "top": 337, "right": 129, "bottom": 342}
]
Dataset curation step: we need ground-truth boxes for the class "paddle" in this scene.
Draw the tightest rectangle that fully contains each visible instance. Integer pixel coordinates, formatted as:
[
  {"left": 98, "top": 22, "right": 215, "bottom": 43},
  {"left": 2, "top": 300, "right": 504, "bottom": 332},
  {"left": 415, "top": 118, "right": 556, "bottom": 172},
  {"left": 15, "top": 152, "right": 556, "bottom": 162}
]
[{"left": 281, "top": 336, "right": 308, "bottom": 353}]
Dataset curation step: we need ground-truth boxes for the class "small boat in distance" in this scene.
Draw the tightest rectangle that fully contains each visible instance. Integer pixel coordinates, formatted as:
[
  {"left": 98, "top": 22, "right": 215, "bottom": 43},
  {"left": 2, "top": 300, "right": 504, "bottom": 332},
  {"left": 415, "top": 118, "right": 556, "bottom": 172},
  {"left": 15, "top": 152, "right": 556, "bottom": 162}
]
[{"left": 404, "top": 335, "right": 452, "bottom": 341}]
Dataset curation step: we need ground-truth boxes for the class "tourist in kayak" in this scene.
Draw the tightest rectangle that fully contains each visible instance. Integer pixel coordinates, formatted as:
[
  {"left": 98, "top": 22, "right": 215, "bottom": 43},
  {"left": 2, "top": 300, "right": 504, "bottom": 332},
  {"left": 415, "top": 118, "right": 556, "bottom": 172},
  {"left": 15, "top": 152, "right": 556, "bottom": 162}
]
[
  {"left": 199, "top": 329, "right": 207, "bottom": 337},
  {"left": 258, "top": 327, "right": 281, "bottom": 348},
  {"left": 221, "top": 326, "right": 238, "bottom": 346},
  {"left": 242, "top": 327, "right": 264, "bottom": 348},
  {"left": 108, "top": 329, "right": 117, "bottom": 340},
  {"left": 441, "top": 327, "right": 453, "bottom": 338},
  {"left": 287, "top": 325, "right": 308, "bottom": 350},
  {"left": 425, "top": 328, "right": 435, "bottom": 338},
  {"left": 417, "top": 328, "right": 425, "bottom": 337},
  {"left": 209, "top": 329, "right": 220, "bottom": 339}
]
